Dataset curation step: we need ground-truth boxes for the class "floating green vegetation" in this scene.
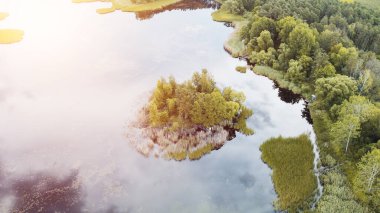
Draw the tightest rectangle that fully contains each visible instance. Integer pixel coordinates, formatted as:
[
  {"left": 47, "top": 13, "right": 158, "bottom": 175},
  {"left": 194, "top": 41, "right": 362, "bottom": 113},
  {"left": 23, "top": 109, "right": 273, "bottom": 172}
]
[
  {"left": 0, "top": 12, "right": 9, "bottom": 21},
  {"left": 260, "top": 134, "right": 317, "bottom": 212},
  {"left": 128, "top": 70, "right": 253, "bottom": 161},
  {"left": 235, "top": 66, "right": 247, "bottom": 73},
  {"left": 72, "top": 0, "right": 183, "bottom": 14},
  {"left": 0, "top": 12, "right": 24, "bottom": 44}
]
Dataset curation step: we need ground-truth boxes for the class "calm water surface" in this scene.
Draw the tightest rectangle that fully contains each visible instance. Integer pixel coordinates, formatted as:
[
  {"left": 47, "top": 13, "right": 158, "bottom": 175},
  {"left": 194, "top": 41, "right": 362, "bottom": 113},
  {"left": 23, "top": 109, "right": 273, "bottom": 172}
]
[{"left": 0, "top": 1, "right": 313, "bottom": 212}]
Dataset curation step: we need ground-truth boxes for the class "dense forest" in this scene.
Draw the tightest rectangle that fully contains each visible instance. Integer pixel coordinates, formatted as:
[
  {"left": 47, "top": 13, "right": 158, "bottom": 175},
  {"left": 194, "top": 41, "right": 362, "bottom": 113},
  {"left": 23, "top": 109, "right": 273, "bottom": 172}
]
[{"left": 216, "top": 0, "right": 380, "bottom": 212}]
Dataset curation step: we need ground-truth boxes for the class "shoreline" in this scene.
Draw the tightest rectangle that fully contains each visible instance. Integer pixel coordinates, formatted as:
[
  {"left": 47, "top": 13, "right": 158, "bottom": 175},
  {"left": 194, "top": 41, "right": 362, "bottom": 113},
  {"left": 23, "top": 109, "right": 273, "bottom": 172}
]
[{"left": 213, "top": 7, "right": 324, "bottom": 210}]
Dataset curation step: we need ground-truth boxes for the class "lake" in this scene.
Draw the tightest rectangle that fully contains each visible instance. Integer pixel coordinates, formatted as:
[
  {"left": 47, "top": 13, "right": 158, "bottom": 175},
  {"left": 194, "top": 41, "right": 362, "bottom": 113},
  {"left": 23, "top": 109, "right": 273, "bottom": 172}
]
[{"left": 0, "top": 0, "right": 314, "bottom": 212}]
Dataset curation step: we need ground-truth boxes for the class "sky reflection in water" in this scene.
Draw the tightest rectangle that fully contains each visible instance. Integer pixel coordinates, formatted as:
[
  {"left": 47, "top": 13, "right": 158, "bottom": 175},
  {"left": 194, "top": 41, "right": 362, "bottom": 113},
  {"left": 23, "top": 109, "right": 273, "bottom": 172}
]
[{"left": 0, "top": 0, "right": 313, "bottom": 212}]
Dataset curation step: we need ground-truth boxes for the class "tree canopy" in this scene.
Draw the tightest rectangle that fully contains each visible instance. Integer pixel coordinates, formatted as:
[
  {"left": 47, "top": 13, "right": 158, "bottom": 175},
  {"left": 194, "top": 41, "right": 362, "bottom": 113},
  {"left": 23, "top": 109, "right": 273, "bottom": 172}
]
[{"left": 148, "top": 70, "right": 254, "bottom": 135}]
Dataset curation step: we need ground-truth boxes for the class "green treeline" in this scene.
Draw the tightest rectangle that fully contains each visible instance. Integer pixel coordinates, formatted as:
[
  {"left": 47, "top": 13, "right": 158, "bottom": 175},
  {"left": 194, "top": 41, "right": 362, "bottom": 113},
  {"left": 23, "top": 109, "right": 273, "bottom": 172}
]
[
  {"left": 218, "top": 0, "right": 380, "bottom": 212},
  {"left": 221, "top": 0, "right": 380, "bottom": 54},
  {"left": 148, "top": 69, "right": 254, "bottom": 135},
  {"left": 260, "top": 134, "right": 316, "bottom": 212}
]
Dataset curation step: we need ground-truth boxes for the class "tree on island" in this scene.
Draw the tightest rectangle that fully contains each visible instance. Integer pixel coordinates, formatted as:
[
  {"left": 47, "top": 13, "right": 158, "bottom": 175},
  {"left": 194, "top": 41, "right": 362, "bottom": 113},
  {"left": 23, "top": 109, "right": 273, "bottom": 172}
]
[
  {"left": 148, "top": 69, "right": 253, "bottom": 135},
  {"left": 129, "top": 70, "right": 254, "bottom": 161}
]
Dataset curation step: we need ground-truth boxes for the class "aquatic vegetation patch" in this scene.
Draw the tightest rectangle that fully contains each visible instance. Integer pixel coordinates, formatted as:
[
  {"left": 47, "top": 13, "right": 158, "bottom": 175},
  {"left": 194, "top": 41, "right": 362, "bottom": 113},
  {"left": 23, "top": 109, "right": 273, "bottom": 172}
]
[
  {"left": 0, "top": 29, "right": 24, "bottom": 44},
  {"left": 0, "top": 13, "right": 24, "bottom": 44},
  {"left": 235, "top": 66, "right": 247, "bottom": 73},
  {"left": 127, "top": 70, "right": 253, "bottom": 161},
  {"left": 260, "top": 134, "right": 317, "bottom": 212},
  {"left": 72, "top": 0, "right": 183, "bottom": 14}
]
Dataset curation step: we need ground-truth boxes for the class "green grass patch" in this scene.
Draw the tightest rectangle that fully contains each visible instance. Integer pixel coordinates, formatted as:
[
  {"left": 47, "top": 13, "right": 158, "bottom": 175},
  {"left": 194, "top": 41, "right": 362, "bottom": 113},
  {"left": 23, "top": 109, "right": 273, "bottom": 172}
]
[
  {"left": 224, "top": 21, "right": 247, "bottom": 57},
  {"left": 73, "top": 0, "right": 183, "bottom": 14},
  {"left": 260, "top": 134, "right": 317, "bottom": 212},
  {"left": 211, "top": 8, "right": 245, "bottom": 23},
  {"left": 235, "top": 66, "right": 247, "bottom": 73},
  {"left": 121, "top": 0, "right": 182, "bottom": 12},
  {"left": 252, "top": 66, "right": 306, "bottom": 95}
]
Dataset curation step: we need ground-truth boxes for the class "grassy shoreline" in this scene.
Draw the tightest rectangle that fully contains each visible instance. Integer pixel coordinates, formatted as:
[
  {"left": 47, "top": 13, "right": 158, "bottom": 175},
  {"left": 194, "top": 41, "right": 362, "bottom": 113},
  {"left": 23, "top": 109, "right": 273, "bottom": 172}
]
[
  {"left": 210, "top": 7, "right": 247, "bottom": 58},
  {"left": 213, "top": 8, "right": 321, "bottom": 210},
  {"left": 72, "top": 0, "right": 183, "bottom": 14}
]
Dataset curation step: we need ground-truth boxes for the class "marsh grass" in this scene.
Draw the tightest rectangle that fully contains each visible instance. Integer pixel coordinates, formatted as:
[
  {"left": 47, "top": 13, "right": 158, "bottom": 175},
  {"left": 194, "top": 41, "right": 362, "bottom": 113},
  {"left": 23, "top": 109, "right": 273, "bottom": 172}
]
[
  {"left": 224, "top": 21, "right": 247, "bottom": 57},
  {"left": 122, "top": 0, "right": 182, "bottom": 12},
  {"left": 211, "top": 8, "right": 245, "bottom": 22},
  {"left": 235, "top": 66, "right": 247, "bottom": 73},
  {"left": 261, "top": 134, "right": 317, "bottom": 212},
  {"left": 73, "top": 0, "right": 183, "bottom": 14},
  {"left": 252, "top": 65, "right": 310, "bottom": 97}
]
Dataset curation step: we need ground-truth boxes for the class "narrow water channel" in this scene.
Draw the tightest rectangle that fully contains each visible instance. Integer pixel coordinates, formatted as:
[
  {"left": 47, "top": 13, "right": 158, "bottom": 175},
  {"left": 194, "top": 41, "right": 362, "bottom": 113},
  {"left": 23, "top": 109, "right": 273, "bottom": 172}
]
[{"left": 0, "top": 1, "right": 317, "bottom": 212}]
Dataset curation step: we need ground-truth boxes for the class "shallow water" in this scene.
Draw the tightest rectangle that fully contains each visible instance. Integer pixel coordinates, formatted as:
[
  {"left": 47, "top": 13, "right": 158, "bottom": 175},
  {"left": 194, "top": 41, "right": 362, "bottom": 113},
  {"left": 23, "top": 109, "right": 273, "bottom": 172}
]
[{"left": 0, "top": 0, "right": 314, "bottom": 212}]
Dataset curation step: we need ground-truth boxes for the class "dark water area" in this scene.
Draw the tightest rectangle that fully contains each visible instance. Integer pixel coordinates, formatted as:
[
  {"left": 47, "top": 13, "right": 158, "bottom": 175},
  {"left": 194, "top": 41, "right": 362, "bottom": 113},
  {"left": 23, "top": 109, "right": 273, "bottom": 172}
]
[
  {"left": 302, "top": 102, "right": 313, "bottom": 125},
  {"left": 272, "top": 82, "right": 313, "bottom": 124},
  {"left": 10, "top": 172, "right": 83, "bottom": 213},
  {"left": 0, "top": 0, "right": 314, "bottom": 212},
  {"left": 272, "top": 81, "right": 302, "bottom": 104}
]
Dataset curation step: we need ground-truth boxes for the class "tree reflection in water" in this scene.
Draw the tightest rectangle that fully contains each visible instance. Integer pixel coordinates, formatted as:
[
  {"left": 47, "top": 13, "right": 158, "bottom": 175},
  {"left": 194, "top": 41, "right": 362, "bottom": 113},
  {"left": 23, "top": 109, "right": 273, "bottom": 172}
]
[
  {"left": 0, "top": 167, "right": 84, "bottom": 213},
  {"left": 135, "top": 0, "right": 219, "bottom": 20},
  {"left": 273, "top": 82, "right": 313, "bottom": 124},
  {"left": 301, "top": 101, "right": 313, "bottom": 125},
  {"left": 273, "top": 81, "right": 302, "bottom": 104}
]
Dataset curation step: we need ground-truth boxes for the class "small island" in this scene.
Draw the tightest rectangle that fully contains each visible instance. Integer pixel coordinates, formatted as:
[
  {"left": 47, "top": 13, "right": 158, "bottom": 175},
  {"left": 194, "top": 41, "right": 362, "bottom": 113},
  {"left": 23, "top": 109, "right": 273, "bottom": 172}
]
[
  {"left": 0, "top": 12, "right": 24, "bottom": 44},
  {"left": 128, "top": 70, "right": 254, "bottom": 161}
]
